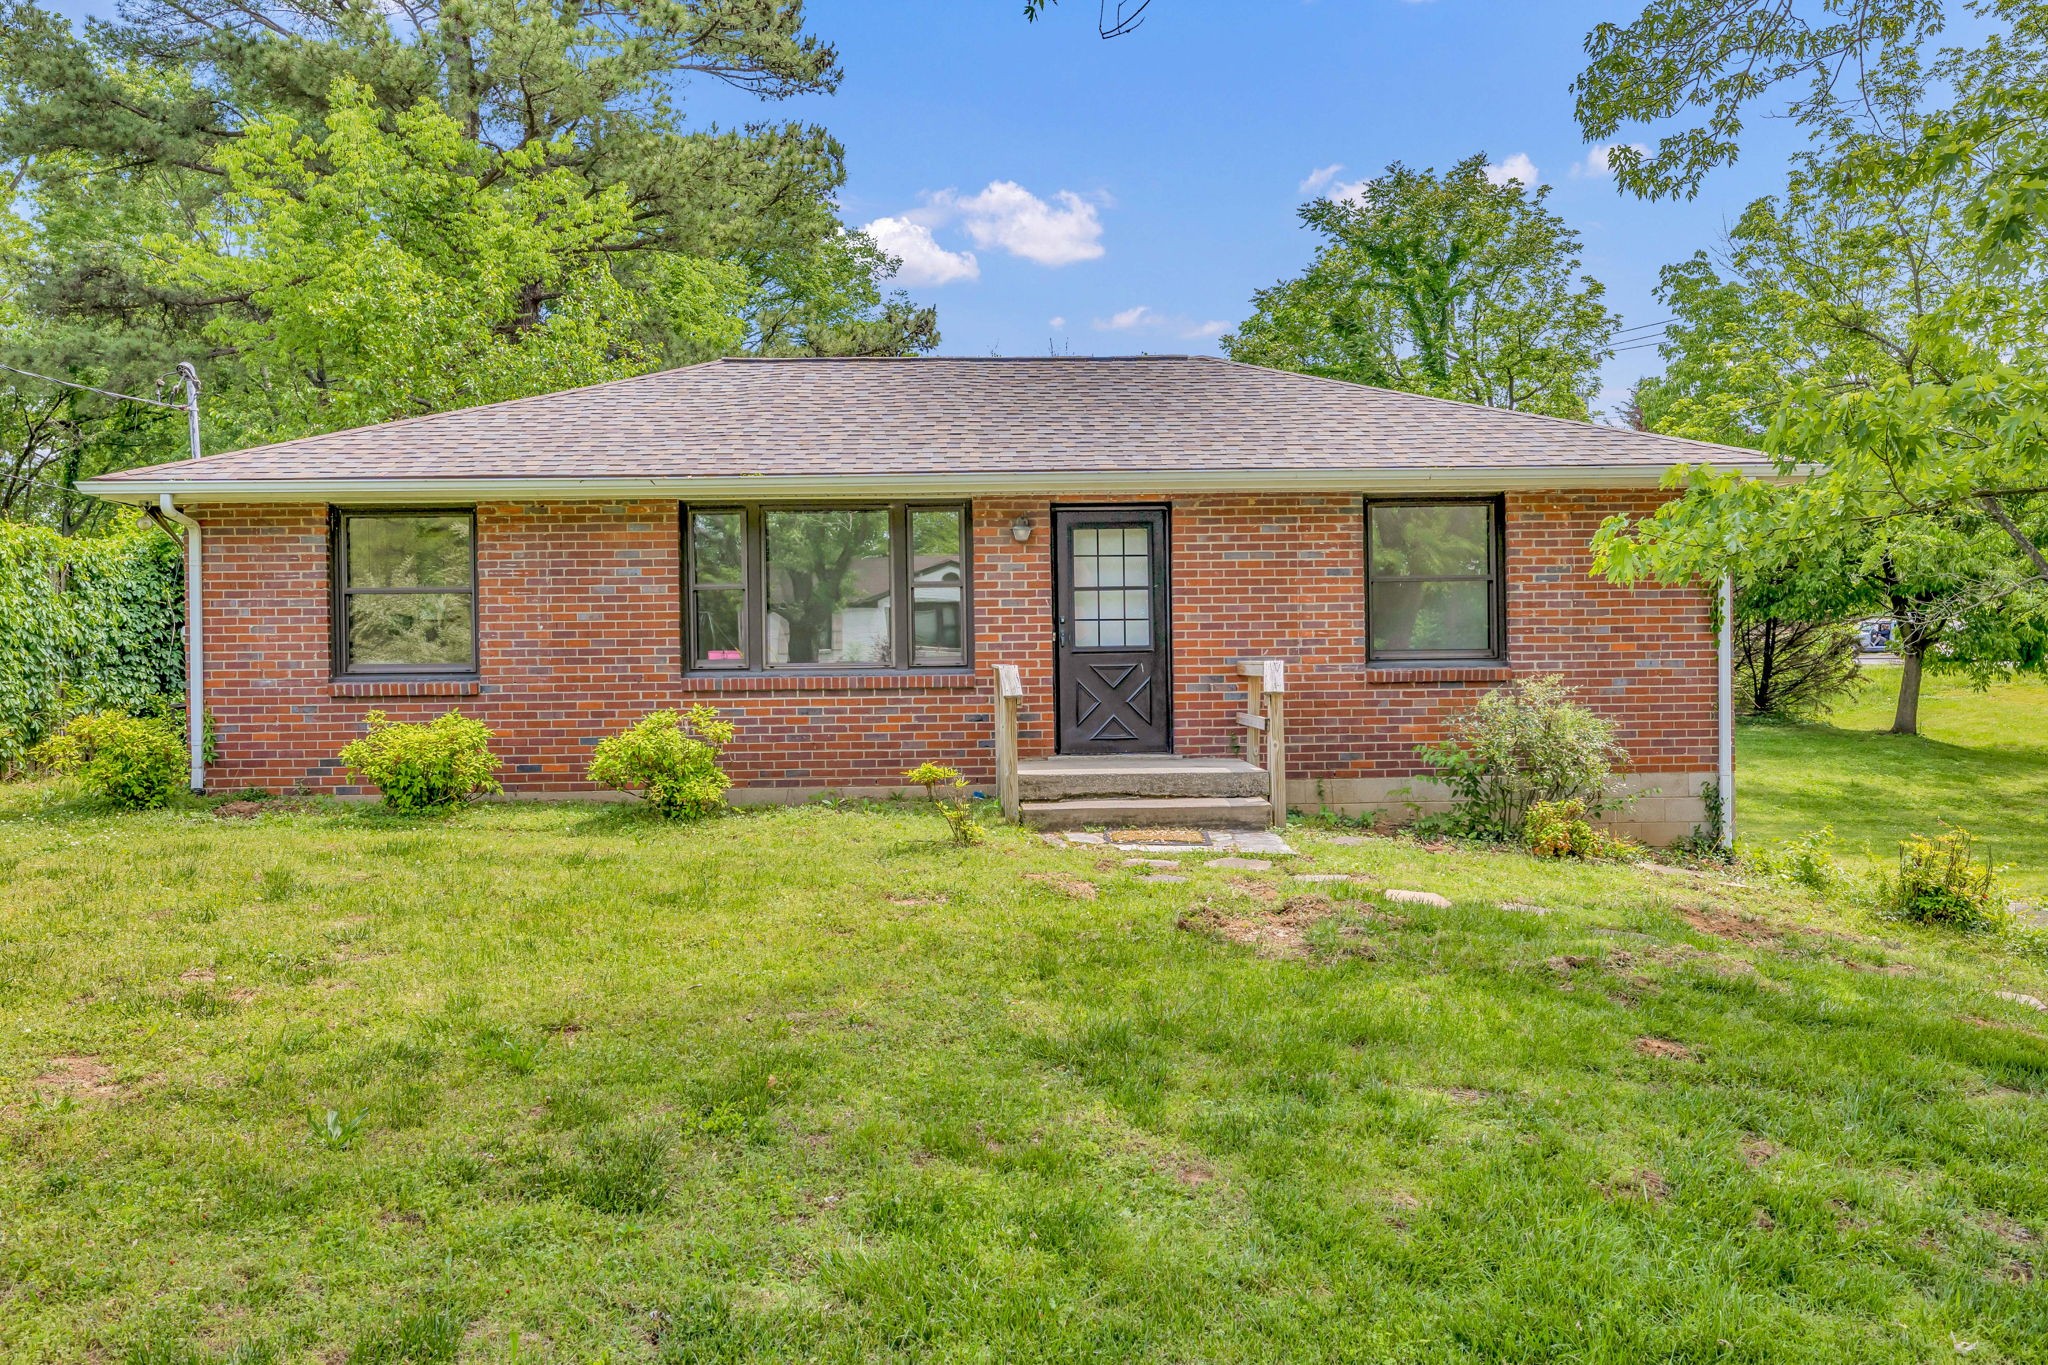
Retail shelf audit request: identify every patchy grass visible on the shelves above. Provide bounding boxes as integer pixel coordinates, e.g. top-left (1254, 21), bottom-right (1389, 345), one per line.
top-left (1740, 671), bottom-right (2048, 899)
top-left (1, 785), bottom-right (2046, 1362)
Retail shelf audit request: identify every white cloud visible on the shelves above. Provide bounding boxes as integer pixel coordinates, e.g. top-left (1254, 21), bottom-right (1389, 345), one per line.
top-left (1569, 142), bottom-right (1650, 179)
top-left (1048, 315), bottom-right (1067, 329)
top-left (1299, 162), bottom-right (1345, 194)
top-left (862, 215), bottom-right (979, 286)
top-left (1484, 152), bottom-right (1540, 187)
top-left (1098, 305), bottom-right (1159, 331)
top-left (923, 180), bottom-right (1105, 267)
top-left (1094, 306), bottom-right (1229, 340)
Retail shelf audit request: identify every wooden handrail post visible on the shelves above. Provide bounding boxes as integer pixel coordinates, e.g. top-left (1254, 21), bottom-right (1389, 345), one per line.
top-left (1238, 659), bottom-right (1288, 829)
top-left (1266, 690), bottom-right (1286, 829)
top-left (992, 663), bottom-right (1023, 821)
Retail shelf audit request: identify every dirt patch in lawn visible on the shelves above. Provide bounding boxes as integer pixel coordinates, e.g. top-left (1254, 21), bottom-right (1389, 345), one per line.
top-left (1601, 1168), bottom-right (1672, 1203)
top-left (213, 799), bottom-right (318, 820)
top-left (33, 1055), bottom-right (125, 1098)
top-left (1178, 893), bottom-right (1370, 960)
top-left (1741, 1137), bottom-right (1780, 1167)
top-left (1634, 1037), bottom-right (1695, 1061)
top-left (1680, 904), bottom-right (1783, 945)
top-left (1024, 872), bottom-right (1099, 902)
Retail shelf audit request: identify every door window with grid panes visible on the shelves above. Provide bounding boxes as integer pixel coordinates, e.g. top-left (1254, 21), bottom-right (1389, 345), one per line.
top-left (1069, 524), bottom-right (1153, 648)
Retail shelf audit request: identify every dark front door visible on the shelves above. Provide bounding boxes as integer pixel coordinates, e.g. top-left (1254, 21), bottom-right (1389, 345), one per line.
top-left (1054, 505), bottom-right (1171, 753)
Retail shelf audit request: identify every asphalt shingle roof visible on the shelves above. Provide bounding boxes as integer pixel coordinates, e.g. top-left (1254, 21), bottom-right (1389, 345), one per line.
top-left (84, 356), bottom-right (1757, 491)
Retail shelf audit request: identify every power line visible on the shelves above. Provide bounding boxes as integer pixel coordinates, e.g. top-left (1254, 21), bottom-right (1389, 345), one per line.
top-left (0, 359), bottom-right (188, 410)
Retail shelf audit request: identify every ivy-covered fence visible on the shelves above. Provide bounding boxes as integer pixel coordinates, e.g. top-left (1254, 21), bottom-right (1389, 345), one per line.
top-left (0, 519), bottom-right (186, 773)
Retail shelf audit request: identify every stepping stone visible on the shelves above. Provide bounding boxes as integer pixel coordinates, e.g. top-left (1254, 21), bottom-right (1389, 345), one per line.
top-left (1138, 874), bottom-right (1188, 885)
top-left (1226, 831), bottom-right (1298, 855)
top-left (1206, 857), bottom-right (1273, 871)
top-left (1385, 889), bottom-right (1452, 909)
top-left (1500, 901), bottom-right (1556, 916)
top-left (1124, 858), bottom-right (1180, 869)
top-left (1995, 991), bottom-right (2047, 1012)
top-left (1038, 833), bottom-right (1067, 847)
top-left (1065, 831), bottom-right (1106, 845)
top-left (1291, 873), bottom-right (1358, 884)
top-left (1119, 844), bottom-right (1203, 854)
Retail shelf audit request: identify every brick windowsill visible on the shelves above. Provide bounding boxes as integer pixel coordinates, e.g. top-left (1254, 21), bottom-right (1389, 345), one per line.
top-left (676, 672), bottom-right (982, 694)
top-left (330, 678), bottom-right (483, 698)
top-left (1359, 665), bottom-right (1514, 686)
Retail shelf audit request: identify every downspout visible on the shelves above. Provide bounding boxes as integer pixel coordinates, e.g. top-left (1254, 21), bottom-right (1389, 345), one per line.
top-left (158, 494), bottom-right (204, 794)
top-left (1717, 575), bottom-right (1735, 852)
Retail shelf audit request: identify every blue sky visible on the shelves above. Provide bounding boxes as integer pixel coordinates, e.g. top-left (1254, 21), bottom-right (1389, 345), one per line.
top-left (50, 0), bottom-right (1822, 414)
top-left (689, 1), bottom-right (1817, 413)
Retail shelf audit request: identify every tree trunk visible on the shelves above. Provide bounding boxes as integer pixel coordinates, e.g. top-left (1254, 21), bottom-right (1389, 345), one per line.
top-left (1891, 645), bottom-right (1925, 736)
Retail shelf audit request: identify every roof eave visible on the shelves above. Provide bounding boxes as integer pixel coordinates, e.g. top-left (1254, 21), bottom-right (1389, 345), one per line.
top-left (79, 462), bottom-right (1793, 505)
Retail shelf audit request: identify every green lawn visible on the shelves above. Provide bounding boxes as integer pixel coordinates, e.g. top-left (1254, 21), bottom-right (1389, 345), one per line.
top-left (2, 788), bottom-right (2046, 1362)
top-left (1739, 671), bottom-right (2048, 900)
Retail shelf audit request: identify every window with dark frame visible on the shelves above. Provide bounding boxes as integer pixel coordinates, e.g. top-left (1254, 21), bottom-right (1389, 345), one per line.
top-left (683, 504), bottom-right (971, 673)
top-left (332, 509), bottom-right (478, 676)
top-left (1365, 498), bottom-right (1504, 662)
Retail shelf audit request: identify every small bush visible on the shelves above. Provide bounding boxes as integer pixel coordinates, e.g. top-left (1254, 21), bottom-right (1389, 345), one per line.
top-left (903, 761), bottom-right (986, 845)
top-left (338, 709), bottom-right (502, 813)
top-left (1523, 798), bottom-right (1634, 859)
top-left (1417, 675), bottom-right (1628, 841)
top-left (1744, 826), bottom-right (1843, 893)
top-left (31, 710), bottom-right (185, 810)
top-left (1880, 827), bottom-right (2004, 930)
top-left (586, 706), bottom-right (734, 818)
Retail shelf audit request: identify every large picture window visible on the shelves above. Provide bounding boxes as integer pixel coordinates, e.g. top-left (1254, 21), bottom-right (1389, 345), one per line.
top-left (1365, 498), bottom-right (1503, 661)
top-left (332, 509), bottom-right (478, 675)
top-left (683, 504), bottom-right (970, 672)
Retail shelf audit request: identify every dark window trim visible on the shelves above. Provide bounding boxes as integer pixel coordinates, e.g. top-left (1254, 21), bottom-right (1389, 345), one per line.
top-left (1363, 494), bottom-right (1506, 664)
top-left (330, 506), bottom-right (480, 679)
top-left (680, 501), bottom-right (974, 676)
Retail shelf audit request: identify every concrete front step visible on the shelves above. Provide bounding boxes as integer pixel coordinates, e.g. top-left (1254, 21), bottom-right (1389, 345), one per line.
top-left (1019, 795), bottom-right (1273, 831)
top-left (1016, 755), bottom-right (1268, 801)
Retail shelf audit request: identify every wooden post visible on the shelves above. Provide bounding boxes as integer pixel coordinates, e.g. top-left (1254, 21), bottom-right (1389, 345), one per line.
top-left (1266, 691), bottom-right (1286, 829)
top-left (992, 663), bottom-right (1023, 821)
top-left (1238, 659), bottom-right (1288, 829)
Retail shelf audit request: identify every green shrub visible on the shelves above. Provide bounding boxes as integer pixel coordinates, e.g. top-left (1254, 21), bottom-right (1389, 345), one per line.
top-left (1879, 827), bottom-right (2004, 930)
top-left (1523, 798), bottom-right (1635, 859)
top-left (31, 710), bottom-right (186, 810)
top-left (1417, 675), bottom-right (1629, 841)
top-left (903, 761), bottom-right (986, 846)
top-left (586, 706), bottom-right (734, 818)
top-left (338, 709), bottom-right (502, 813)
top-left (1743, 826), bottom-right (1843, 893)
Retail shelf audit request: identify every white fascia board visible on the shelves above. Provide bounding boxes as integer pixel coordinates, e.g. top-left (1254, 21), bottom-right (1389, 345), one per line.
top-left (80, 462), bottom-right (1790, 504)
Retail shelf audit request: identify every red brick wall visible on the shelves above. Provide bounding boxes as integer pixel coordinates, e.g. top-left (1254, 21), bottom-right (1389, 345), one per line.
top-left (193, 492), bottom-right (1714, 796)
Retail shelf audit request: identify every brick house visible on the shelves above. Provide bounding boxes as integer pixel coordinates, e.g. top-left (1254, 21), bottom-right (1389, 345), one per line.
top-left (81, 356), bottom-right (1761, 842)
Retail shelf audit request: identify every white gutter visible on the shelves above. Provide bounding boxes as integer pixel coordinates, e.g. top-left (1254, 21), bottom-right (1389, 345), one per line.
top-left (76, 461), bottom-right (1794, 505)
top-left (1717, 575), bottom-right (1735, 851)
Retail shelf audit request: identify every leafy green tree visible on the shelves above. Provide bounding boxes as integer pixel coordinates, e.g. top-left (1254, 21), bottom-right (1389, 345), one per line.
top-left (157, 78), bottom-right (748, 444)
top-left (1223, 156), bottom-right (1618, 419)
top-left (0, 0), bottom-right (936, 516)
top-left (1572, 0), bottom-right (1951, 199)
top-left (0, 0), bottom-right (929, 358)
top-left (1611, 60), bottom-right (2048, 733)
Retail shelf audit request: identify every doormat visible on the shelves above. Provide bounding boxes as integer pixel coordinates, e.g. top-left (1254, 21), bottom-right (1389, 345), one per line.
top-left (1110, 827), bottom-right (1208, 846)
